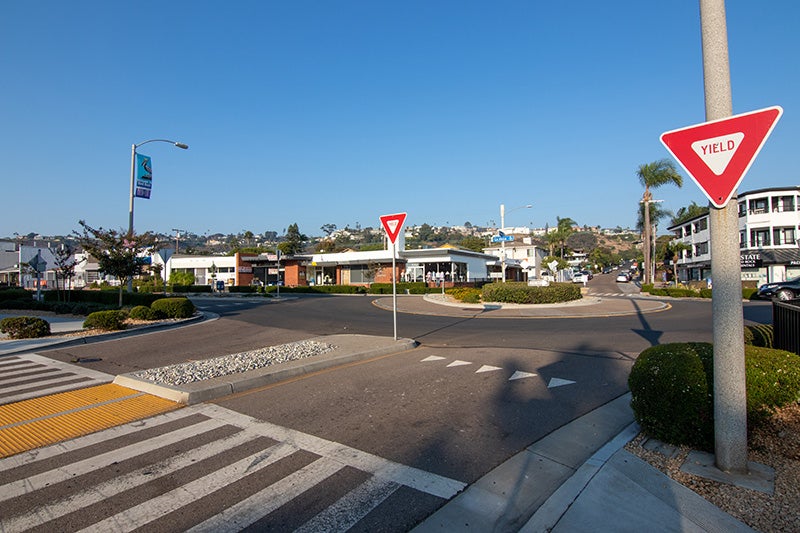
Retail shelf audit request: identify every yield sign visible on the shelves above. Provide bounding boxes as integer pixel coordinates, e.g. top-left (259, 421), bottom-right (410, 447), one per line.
top-left (380, 212), bottom-right (407, 245)
top-left (660, 106), bottom-right (782, 208)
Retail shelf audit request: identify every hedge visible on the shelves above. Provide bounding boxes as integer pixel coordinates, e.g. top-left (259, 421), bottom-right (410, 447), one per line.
top-left (150, 297), bottom-right (196, 319)
top-left (128, 305), bottom-right (157, 320)
top-left (629, 342), bottom-right (800, 449)
top-left (481, 282), bottom-right (581, 304)
top-left (83, 310), bottom-right (127, 331)
top-left (641, 284), bottom-right (759, 300)
top-left (368, 283), bottom-right (428, 295)
top-left (0, 316), bottom-right (51, 339)
top-left (42, 290), bottom-right (161, 307)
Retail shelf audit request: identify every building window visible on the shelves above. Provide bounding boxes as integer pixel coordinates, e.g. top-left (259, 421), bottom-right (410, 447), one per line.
top-left (738, 202), bottom-right (746, 217)
top-left (692, 218), bottom-right (708, 232)
top-left (740, 231), bottom-right (746, 248)
top-left (750, 228), bottom-right (770, 247)
top-left (749, 198), bottom-right (768, 214)
top-left (694, 242), bottom-right (709, 256)
top-left (683, 225), bottom-right (691, 237)
top-left (772, 196), bottom-right (796, 212)
top-left (773, 227), bottom-right (796, 246)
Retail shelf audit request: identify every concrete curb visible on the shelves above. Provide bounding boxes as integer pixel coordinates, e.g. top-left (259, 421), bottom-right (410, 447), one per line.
top-left (114, 334), bottom-right (418, 404)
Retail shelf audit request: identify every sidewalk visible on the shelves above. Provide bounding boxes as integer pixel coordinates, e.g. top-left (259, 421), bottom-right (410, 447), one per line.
top-left (0, 295), bottom-right (755, 532)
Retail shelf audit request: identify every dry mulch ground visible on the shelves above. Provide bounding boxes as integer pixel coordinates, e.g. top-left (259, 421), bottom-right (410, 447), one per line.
top-left (625, 402), bottom-right (800, 532)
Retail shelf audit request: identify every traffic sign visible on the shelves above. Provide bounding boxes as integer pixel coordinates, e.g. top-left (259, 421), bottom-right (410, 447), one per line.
top-left (379, 212), bottom-right (407, 245)
top-left (660, 106), bottom-right (782, 208)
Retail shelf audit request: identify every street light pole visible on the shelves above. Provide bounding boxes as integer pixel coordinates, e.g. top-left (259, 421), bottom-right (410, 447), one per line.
top-left (127, 139), bottom-right (188, 292)
top-left (500, 203), bottom-right (532, 282)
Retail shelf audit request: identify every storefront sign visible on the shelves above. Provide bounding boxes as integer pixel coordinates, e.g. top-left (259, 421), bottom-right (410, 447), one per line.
top-left (740, 253), bottom-right (762, 269)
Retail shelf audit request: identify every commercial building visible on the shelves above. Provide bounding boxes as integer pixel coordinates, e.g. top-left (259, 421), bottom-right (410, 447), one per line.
top-left (668, 186), bottom-right (800, 285)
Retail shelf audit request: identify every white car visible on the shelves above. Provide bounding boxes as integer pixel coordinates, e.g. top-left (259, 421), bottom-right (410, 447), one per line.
top-left (572, 272), bottom-right (586, 284)
top-left (616, 272), bottom-right (630, 283)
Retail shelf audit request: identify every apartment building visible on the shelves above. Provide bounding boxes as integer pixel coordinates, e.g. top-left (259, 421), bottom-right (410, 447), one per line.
top-left (668, 186), bottom-right (800, 285)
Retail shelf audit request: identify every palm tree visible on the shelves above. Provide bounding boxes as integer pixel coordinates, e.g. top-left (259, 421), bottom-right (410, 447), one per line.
top-left (637, 160), bottom-right (683, 285)
top-left (555, 217), bottom-right (576, 259)
top-left (668, 241), bottom-right (692, 285)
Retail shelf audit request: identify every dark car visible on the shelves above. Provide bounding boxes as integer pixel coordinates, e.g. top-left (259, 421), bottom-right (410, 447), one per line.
top-left (757, 276), bottom-right (800, 301)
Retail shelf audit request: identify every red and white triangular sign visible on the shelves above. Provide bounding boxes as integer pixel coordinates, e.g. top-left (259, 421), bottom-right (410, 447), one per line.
top-left (660, 106), bottom-right (782, 208)
top-left (380, 212), bottom-right (407, 245)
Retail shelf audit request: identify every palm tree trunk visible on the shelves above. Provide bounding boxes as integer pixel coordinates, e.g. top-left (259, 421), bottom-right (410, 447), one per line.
top-left (643, 190), bottom-right (651, 285)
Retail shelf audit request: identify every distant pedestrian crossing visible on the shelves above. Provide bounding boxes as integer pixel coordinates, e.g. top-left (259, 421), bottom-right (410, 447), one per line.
top-left (0, 353), bottom-right (112, 405)
top-left (0, 403), bottom-right (465, 532)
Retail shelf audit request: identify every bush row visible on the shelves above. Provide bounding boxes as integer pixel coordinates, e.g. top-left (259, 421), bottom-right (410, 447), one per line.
top-left (446, 287), bottom-right (482, 303)
top-left (641, 284), bottom-right (759, 300)
top-left (629, 342), bottom-right (800, 450)
top-left (82, 297), bottom-right (197, 331)
top-left (481, 282), bottom-right (582, 304)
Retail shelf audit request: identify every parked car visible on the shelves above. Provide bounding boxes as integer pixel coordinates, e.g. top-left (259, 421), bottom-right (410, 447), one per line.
top-left (757, 276), bottom-right (800, 301)
top-left (572, 272), bottom-right (587, 284)
top-left (582, 270), bottom-right (593, 280)
top-left (616, 272), bottom-right (630, 283)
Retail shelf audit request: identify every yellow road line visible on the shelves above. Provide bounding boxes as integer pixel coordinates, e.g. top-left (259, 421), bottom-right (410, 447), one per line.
top-left (0, 384), bottom-right (182, 458)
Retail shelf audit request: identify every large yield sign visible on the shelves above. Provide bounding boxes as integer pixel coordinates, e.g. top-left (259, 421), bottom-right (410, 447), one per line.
top-left (660, 106), bottom-right (782, 207)
top-left (380, 212), bottom-right (407, 340)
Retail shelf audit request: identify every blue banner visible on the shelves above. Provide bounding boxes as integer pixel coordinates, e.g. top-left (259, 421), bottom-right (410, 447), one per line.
top-left (134, 153), bottom-right (153, 199)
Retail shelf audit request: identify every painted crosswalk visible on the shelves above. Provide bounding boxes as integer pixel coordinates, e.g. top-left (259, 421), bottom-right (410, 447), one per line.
top-left (0, 403), bottom-right (466, 532)
top-left (0, 353), bottom-right (113, 405)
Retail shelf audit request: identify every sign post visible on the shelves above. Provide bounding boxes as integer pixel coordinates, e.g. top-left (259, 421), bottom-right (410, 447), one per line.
top-left (380, 212), bottom-right (407, 340)
top-left (660, 0), bottom-right (782, 475)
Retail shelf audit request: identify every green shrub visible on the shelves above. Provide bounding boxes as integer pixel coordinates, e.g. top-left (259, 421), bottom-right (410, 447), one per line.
top-left (0, 288), bottom-right (31, 301)
top-left (745, 346), bottom-right (800, 423)
top-left (629, 342), bottom-right (800, 449)
top-left (629, 343), bottom-right (714, 449)
top-left (151, 297), bottom-right (196, 318)
top-left (368, 282), bottom-right (428, 295)
top-left (42, 290), bottom-right (161, 307)
top-left (272, 285), bottom-right (365, 294)
top-left (744, 324), bottom-right (773, 348)
top-left (0, 298), bottom-right (50, 312)
top-left (481, 282), bottom-right (581, 304)
top-left (168, 271), bottom-right (195, 286)
top-left (0, 316), bottom-right (51, 339)
top-left (128, 305), bottom-right (156, 320)
top-left (446, 287), bottom-right (482, 303)
top-left (83, 310), bottom-right (127, 331)
top-left (229, 286), bottom-right (259, 293)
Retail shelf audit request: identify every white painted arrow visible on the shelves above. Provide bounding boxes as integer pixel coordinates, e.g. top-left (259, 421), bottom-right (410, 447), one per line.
top-left (509, 371), bottom-right (538, 381)
top-left (476, 365), bottom-right (502, 374)
top-left (447, 360), bottom-right (472, 367)
top-left (421, 356), bottom-right (446, 362)
top-left (547, 377), bottom-right (576, 388)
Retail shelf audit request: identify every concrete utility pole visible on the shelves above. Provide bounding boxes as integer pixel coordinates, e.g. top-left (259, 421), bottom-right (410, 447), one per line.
top-left (700, 0), bottom-right (748, 473)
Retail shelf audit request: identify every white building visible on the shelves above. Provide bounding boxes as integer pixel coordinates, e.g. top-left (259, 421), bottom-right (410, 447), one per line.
top-left (668, 186), bottom-right (800, 285)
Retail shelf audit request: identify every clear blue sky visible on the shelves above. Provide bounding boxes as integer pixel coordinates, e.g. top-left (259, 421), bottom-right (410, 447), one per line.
top-left (2, 1), bottom-right (798, 239)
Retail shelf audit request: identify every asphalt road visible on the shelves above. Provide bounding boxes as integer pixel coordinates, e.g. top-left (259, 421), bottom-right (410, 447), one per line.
top-left (18, 285), bottom-right (772, 530)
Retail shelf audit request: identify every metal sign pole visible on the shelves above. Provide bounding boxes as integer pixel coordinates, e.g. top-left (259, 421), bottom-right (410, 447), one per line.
top-left (700, 0), bottom-right (748, 473)
top-left (391, 247), bottom-right (397, 341)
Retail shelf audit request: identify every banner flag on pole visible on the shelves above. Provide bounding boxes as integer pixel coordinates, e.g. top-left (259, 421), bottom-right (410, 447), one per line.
top-left (134, 153), bottom-right (153, 199)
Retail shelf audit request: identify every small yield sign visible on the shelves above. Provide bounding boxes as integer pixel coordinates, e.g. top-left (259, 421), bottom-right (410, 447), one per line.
top-left (380, 212), bottom-right (407, 340)
top-left (660, 106), bottom-right (782, 207)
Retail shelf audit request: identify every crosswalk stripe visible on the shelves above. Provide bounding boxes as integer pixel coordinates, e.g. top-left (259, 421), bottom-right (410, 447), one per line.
top-left (199, 404), bottom-right (466, 499)
top-left (0, 417), bottom-right (223, 502)
top-left (295, 475), bottom-right (400, 533)
top-left (187, 456), bottom-right (344, 533)
top-left (78, 442), bottom-right (299, 533)
top-left (0, 371), bottom-right (75, 387)
top-left (1, 428), bottom-right (264, 533)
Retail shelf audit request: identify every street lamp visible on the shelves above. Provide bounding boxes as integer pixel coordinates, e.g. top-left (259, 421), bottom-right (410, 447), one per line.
top-left (500, 203), bottom-right (532, 283)
top-left (127, 139), bottom-right (188, 292)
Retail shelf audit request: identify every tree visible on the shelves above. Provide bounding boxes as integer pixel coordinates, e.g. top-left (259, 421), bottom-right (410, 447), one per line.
top-left (320, 224), bottom-right (337, 237)
top-left (668, 241), bottom-right (692, 284)
top-left (566, 231), bottom-right (598, 252)
top-left (555, 217), bottom-right (577, 258)
top-left (242, 230), bottom-right (254, 246)
top-left (637, 159), bottom-right (683, 285)
top-left (52, 244), bottom-right (83, 302)
top-left (74, 220), bottom-right (160, 307)
top-left (459, 235), bottom-right (488, 253)
top-left (670, 201), bottom-right (710, 226)
top-left (279, 223), bottom-right (307, 255)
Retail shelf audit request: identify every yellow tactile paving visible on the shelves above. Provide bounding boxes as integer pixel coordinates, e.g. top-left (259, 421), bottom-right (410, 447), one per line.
top-left (0, 384), bottom-right (182, 458)
top-left (0, 383), bottom-right (137, 425)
